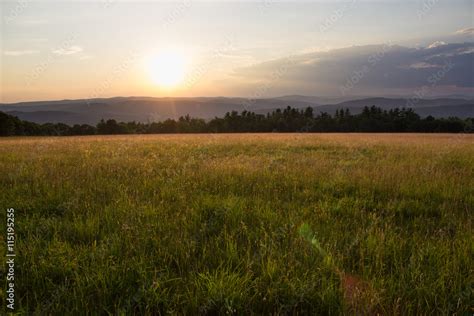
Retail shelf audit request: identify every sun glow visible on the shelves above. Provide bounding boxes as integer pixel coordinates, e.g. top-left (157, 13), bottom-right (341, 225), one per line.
top-left (146, 51), bottom-right (187, 88)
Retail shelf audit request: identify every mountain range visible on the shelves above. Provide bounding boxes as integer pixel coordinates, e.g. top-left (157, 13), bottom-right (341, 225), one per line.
top-left (1, 96), bottom-right (473, 125)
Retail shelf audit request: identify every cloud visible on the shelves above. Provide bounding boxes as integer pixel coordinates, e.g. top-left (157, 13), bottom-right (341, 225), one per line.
top-left (427, 41), bottom-right (446, 48)
top-left (232, 42), bottom-right (474, 95)
top-left (3, 50), bottom-right (40, 56)
top-left (455, 27), bottom-right (474, 35)
top-left (408, 62), bottom-right (440, 69)
top-left (52, 46), bottom-right (83, 55)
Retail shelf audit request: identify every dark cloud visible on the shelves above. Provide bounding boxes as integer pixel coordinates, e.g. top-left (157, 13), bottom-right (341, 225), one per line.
top-left (233, 42), bottom-right (474, 96)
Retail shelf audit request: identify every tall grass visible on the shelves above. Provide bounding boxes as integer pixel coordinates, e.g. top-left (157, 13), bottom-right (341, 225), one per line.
top-left (0, 134), bottom-right (472, 314)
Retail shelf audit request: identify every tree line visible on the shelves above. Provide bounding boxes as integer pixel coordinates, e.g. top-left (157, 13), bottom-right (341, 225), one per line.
top-left (1, 106), bottom-right (472, 136)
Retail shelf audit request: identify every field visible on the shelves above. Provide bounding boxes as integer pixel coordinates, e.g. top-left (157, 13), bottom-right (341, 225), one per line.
top-left (0, 134), bottom-right (473, 314)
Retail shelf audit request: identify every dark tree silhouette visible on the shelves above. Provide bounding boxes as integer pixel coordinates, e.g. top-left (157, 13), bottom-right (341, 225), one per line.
top-left (0, 106), bottom-right (472, 136)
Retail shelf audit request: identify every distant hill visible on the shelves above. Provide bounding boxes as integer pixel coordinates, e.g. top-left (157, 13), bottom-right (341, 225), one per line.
top-left (312, 97), bottom-right (474, 117)
top-left (1, 96), bottom-right (472, 124)
top-left (269, 95), bottom-right (353, 105)
top-left (5, 111), bottom-right (94, 125)
top-left (414, 104), bottom-right (474, 118)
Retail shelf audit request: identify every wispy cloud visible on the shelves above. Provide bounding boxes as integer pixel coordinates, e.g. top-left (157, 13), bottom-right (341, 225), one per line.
top-left (52, 46), bottom-right (83, 55)
top-left (408, 62), bottom-right (440, 69)
top-left (455, 27), bottom-right (474, 35)
top-left (3, 50), bottom-right (40, 56)
top-left (427, 41), bottom-right (446, 49)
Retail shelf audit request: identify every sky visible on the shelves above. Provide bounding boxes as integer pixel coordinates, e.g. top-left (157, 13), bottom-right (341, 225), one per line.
top-left (1, 0), bottom-right (473, 103)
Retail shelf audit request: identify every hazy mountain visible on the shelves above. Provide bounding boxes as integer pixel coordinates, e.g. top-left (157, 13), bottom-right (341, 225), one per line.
top-left (1, 96), bottom-right (472, 124)
top-left (413, 104), bottom-right (474, 118)
top-left (269, 95), bottom-right (353, 105)
top-left (313, 97), bottom-right (474, 115)
top-left (5, 111), bottom-right (94, 125)
top-left (0, 97), bottom-right (315, 124)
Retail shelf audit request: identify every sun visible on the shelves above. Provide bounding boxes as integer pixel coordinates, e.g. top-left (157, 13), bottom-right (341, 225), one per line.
top-left (146, 51), bottom-right (187, 88)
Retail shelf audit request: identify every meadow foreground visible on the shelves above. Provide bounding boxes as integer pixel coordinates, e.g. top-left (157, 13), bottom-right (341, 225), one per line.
top-left (0, 134), bottom-right (473, 314)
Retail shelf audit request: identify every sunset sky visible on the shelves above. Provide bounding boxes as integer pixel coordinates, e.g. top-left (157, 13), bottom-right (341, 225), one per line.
top-left (1, 0), bottom-right (473, 103)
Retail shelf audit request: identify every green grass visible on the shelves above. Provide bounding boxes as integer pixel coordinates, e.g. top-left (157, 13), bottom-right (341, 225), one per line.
top-left (0, 134), bottom-right (473, 314)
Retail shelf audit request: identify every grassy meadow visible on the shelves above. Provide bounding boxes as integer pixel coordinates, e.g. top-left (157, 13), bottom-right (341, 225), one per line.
top-left (0, 133), bottom-right (473, 315)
